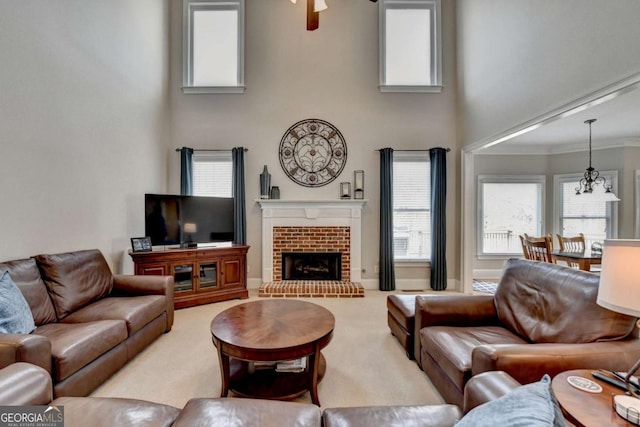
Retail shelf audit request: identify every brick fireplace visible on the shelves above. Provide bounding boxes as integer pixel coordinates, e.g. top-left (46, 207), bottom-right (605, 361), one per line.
top-left (256, 199), bottom-right (366, 290)
top-left (275, 228), bottom-right (349, 281)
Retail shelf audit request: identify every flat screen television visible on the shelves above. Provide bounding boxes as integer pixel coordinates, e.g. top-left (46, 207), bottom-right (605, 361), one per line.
top-left (145, 194), bottom-right (234, 247)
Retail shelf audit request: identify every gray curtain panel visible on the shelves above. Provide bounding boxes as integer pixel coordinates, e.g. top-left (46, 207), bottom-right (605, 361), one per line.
top-left (379, 148), bottom-right (395, 291)
top-left (179, 147), bottom-right (193, 196)
top-left (429, 147), bottom-right (448, 290)
top-left (232, 147), bottom-right (246, 245)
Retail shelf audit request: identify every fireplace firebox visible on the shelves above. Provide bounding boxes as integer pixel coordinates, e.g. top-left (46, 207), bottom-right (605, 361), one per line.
top-left (282, 252), bottom-right (342, 281)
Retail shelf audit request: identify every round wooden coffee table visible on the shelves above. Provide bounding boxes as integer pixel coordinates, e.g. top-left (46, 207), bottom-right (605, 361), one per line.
top-left (211, 299), bottom-right (334, 405)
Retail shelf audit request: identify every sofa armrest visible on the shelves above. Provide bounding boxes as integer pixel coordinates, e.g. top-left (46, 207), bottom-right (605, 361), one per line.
top-left (471, 338), bottom-right (640, 385)
top-left (112, 275), bottom-right (174, 331)
top-left (463, 371), bottom-right (521, 414)
top-left (0, 362), bottom-right (52, 405)
top-left (414, 295), bottom-right (498, 365)
top-left (415, 295), bottom-right (498, 329)
top-left (0, 334), bottom-right (51, 372)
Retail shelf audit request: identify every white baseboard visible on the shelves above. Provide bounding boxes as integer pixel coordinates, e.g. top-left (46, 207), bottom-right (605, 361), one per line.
top-left (472, 269), bottom-right (503, 280)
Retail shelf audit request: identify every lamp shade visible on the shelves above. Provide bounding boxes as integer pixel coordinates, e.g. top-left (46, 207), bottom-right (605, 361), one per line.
top-left (597, 239), bottom-right (640, 317)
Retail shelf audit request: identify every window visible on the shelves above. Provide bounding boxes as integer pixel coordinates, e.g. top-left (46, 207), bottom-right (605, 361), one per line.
top-left (182, 0), bottom-right (245, 94)
top-left (554, 172), bottom-right (618, 247)
top-left (393, 152), bottom-right (431, 261)
top-left (192, 151), bottom-right (233, 197)
top-left (478, 176), bottom-right (545, 255)
top-left (379, 0), bottom-right (442, 93)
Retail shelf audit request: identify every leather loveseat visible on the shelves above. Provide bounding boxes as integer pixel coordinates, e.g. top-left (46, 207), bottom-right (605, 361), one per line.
top-left (0, 249), bottom-right (174, 397)
top-left (416, 258), bottom-right (640, 407)
top-left (0, 362), bottom-right (526, 427)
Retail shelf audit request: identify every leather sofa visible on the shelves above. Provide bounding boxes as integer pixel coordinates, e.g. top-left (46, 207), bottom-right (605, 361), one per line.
top-left (416, 258), bottom-right (640, 407)
top-left (0, 249), bottom-right (174, 397)
top-left (0, 362), bottom-right (523, 427)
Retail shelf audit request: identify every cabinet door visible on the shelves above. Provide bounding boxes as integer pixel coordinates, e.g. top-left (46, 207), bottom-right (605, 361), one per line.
top-left (220, 256), bottom-right (244, 288)
top-left (172, 263), bottom-right (195, 293)
top-left (197, 261), bottom-right (218, 291)
top-left (136, 262), bottom-right (168, 276)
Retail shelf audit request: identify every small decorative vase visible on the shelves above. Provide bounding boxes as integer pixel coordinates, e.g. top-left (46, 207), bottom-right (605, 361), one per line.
top-left (270, 186), bottom-right (280, 199)
top-left (260, 165), bottom-right (271, 199)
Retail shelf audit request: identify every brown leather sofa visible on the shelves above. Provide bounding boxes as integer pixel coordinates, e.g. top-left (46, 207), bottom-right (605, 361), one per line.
top-left (416, 258), bottom-right (640, 407)
top-left (0, 362), bottom-right (523, 427)
top-left (0, 249), bottom-right (174, 397)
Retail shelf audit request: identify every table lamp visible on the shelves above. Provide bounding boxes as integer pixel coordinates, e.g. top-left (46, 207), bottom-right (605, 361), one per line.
top-left (596, 239), bottom-right (640, 423)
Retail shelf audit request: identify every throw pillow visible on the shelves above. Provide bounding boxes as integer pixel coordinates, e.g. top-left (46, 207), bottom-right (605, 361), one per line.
top-left (0, 270), bottom-right (36, 334)
top-left (456, 374), bottom-right (565, 427)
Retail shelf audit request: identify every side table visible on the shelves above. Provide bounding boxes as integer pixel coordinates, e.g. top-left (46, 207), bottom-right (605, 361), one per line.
top-left (552, 370), bottom-right (633, 426)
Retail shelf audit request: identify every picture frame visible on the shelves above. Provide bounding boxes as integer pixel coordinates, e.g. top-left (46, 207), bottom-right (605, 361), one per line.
top-left (131, 236), bottom-right (152, 252)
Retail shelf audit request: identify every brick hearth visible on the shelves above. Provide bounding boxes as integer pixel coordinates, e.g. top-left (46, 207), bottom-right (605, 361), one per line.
top-left (259, 280), bottom-right (364, 298)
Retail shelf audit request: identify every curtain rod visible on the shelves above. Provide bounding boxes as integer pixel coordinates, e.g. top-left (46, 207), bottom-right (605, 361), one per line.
top-left (175, 148), bottom-right (248, 152)
top-left (375, 148), bottom-right (451, 152)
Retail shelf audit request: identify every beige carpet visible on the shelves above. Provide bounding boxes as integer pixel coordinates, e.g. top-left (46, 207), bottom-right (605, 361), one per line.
top-left (91, 290), bottom-right (445, 409)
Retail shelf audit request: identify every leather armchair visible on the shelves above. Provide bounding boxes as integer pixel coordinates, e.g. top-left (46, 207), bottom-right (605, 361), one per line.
top-left (416, 259), bottom-right (640, 407)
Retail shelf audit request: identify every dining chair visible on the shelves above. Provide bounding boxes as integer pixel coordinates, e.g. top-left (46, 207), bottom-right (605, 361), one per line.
top-left (520, 235), bottom-right (554, 263)
top-left (557, 233), bottom-right (585, 252)
top-left (556, 233), bottom-right (585, 268)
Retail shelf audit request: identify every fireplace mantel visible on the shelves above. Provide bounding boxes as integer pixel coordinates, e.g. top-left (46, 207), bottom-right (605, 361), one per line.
top-left (256, 199), bottom-right (367, 283)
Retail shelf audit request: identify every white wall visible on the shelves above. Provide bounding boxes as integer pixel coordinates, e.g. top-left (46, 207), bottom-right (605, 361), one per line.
top-left (0, 2), bottom-right (169, 270)
top-left (168, 0), bottom-right (461, 287)
top-left (457, 0), bottom-right (640, 146)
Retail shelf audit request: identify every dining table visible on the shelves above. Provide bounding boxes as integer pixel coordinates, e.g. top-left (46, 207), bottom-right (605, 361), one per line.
top-left (551, 249), bottom-right (602, 271)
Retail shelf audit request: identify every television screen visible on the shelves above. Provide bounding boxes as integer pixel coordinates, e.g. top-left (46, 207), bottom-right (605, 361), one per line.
top-left (145, 194), bottom-right (234, 246)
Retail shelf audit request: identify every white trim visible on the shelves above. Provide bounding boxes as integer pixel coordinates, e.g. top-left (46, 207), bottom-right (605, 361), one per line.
top-left (635, 169), bottom-right (640, 239)
top-left (379, 85), bottom-right (443, 93)
top-left (476, 137), bottom-right (640, 156)
top-left (472, 269), bottom-right (503, 280)
top-left (476, 175), bottom-right (546, 256)
top-left (379, 0), bottom-right (442, 93)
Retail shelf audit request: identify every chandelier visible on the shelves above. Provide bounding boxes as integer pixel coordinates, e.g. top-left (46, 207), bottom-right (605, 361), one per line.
top-left (575, 119), bottom-right (619, 201)
top-left (291, 0), bottom-right (378, 31)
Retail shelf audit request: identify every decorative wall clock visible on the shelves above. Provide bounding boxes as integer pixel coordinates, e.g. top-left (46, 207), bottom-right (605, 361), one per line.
top-left (279, 119), bottom-right (347, 187)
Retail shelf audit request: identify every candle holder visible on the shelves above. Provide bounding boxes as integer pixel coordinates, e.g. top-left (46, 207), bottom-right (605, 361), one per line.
top-left (340, 182), bottom-right (351, 199)
top-left (354, 170), bottom-right (364, 199)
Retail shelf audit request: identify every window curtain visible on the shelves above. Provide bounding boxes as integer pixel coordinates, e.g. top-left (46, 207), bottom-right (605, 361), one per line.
top-left (429, 148), bottom-right (448, 290)
top-left (179, 147), bottom-right (194, 196)
top-left (232, 147), bottom-right (246, 245)
top-left (379, 148), bottom-right (395, 291)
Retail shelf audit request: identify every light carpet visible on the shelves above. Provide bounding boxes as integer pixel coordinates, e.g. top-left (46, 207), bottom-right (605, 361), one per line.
top-left (91, 290), bottom-right (445, 409)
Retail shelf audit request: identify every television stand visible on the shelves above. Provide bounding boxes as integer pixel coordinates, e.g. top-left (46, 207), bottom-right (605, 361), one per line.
top-left (129, 245), bottom-right (249, 309)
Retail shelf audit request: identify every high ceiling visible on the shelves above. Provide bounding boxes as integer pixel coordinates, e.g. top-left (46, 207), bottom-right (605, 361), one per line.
top-left (479, 83), bottom-right (640, 155)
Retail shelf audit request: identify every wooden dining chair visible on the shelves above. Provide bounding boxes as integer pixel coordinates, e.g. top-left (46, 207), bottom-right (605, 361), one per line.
top-left (556, 233), bottom-right (585, 268)
top-left (557, 233), bottom-right (585, 252)
top-left (520, 235), bottom-right (554, 263)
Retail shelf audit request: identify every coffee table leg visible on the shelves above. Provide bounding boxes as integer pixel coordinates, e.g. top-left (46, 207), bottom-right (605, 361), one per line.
top-left (216, 344), bottom-right (230, 398)
top-left (309, 347), bottom-right (322, 405)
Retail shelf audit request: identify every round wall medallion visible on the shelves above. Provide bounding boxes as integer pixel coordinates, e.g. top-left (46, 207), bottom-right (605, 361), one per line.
top-left (279, 119), bottom-right (347, 187)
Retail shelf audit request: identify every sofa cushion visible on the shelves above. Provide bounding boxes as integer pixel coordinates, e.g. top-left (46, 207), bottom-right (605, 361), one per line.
top-left (0, 271), bottom-right (36, 334)
top-left (494, 259), bottom-right (636, 343)
top-left (0, 258), bottom-right (57, 325)
top-left (61, 295), bottom-right (167, 336)
top-left (323, 404), bottom-right (462, 427)
top-left (173, 398), bottom-right (322, 427)
top-left (51, 397), bottom-right (180, 427)
top-left (35, 250), bottom-right (113, 320)
top-left (456, 374), bottom-right (564, 427)
top-left (35, 320), bottom-right (127, 381)
top-left (421, 326), bottom-right (527, 390)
